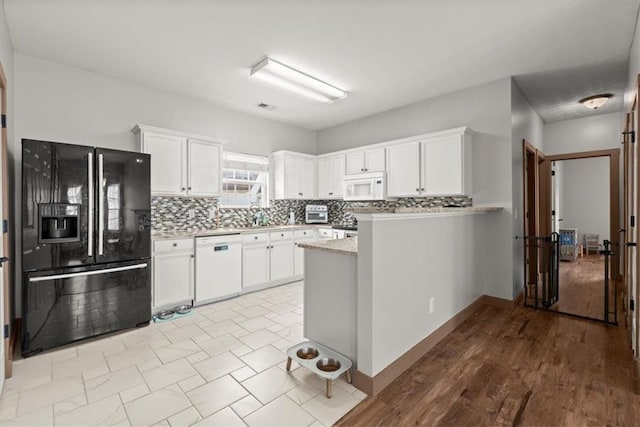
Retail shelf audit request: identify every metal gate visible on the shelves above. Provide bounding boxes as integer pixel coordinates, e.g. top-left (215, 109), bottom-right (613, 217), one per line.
top-left (521, 233), bottom-right (618, 325)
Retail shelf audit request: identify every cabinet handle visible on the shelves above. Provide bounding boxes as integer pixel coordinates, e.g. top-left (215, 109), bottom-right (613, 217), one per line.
top-left (421, 188), bottom-right (425, 191)
top-left (281, 233), bottom-right (284, 237)
top-left (361, 168), bottom-right (364, 172)
top-left (416, 188), bottom-right (419, 192)
top-left (188, 187), bottom-right (192, 190)
top-left (329, 192), bottom-right (333, 195)
top-left (254, 236), bottom-right (258, 240)
top-left (190, 254), bottom-right (194, 258)
top-left (173, 243), bottom-right (178, 247)
top-left (181, 187), bottom-right (186, 191)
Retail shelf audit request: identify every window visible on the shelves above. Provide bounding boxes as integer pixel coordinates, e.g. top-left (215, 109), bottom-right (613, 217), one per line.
top-left (220, 152), bottom-right (269, 208)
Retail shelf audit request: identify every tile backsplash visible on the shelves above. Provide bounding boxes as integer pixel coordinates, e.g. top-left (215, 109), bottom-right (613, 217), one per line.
top-left (151, 196), bottom-right (472, 232)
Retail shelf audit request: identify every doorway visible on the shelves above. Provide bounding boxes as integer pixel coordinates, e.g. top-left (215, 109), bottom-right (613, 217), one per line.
top-left (523, 144), bottom-right (620, 324)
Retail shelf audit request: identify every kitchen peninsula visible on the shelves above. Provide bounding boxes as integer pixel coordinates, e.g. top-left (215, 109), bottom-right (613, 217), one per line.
top-left (300, 206), bottom-right (502, 395)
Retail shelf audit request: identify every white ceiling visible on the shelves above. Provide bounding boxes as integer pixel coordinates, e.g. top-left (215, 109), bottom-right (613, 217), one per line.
top-left (4, 0), bottom-right (640, 130)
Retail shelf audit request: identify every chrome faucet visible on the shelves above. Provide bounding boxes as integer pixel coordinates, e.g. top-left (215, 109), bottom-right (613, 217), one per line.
top-left (249, 203), bottom-right (266, 226)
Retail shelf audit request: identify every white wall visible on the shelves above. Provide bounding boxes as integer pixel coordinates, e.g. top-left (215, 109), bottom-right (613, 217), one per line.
top-left (12, 53), bottom-right (317, 313)
top-left (511, 79), bottom-right (544, 298)
top-left (544, 112), bottom-right (621, 155)
top-left (318, 78), bottom-right (514, 299)
top-left (556, 157), bottom-right (610, 245)
top-left (357, 212), bottom-right (487, 376)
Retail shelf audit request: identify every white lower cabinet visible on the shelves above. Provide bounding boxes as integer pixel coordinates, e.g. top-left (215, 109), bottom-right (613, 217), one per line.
top-left (242, 230), bottom-right (307, 292)
top-left (242, 242), bottom-right (270, 289)
top-left (270, 241), bottom-right (294, 282)
top-left (152, 238), bottom-right (194, 310)
top-left (294, 229), bottom-right (317, 276)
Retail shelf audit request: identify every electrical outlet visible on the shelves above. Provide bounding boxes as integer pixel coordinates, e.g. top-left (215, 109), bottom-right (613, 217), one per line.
top-left (429, 297), bottom-right (435, 314)
top-left (209, 208), bottom-right (217, 219)
top-left (188, 208), bottom-right (195, 219)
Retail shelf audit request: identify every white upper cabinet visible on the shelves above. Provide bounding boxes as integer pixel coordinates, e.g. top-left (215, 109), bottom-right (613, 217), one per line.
top-left (187, 139), bottom-right (222, 196)
top-left (317, 154), bottom-right (346, 199)
top-left (141, 132), bottom-right (186, 194)
top-left (385, 128), bottom-right (472, 198)
top-left (386, 141), bottom-right (421, 197)
top-left (421, 131), bottom-right (472, 196)
top-left (134, 125), bottom-right (225, 197)
top-left (271, 151), bottom-right (316, 199)
top-left (346, 147), bottom-right (385, 175)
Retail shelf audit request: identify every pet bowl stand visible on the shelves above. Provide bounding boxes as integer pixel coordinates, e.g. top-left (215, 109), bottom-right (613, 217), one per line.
top-left (286, 340), bottom-right (353, 398)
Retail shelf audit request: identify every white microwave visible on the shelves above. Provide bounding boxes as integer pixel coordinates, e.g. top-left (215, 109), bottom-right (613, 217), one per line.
top-left (343, 172), bottom-right (386, 201)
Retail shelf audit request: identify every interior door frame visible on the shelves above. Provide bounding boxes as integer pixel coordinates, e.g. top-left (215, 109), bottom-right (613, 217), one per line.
top-left (0, 58), bottom-right (10, 378)
top-left (523, 140), bottom-right (540, 288)
top-left (545, 149), bottom-right (621, 324)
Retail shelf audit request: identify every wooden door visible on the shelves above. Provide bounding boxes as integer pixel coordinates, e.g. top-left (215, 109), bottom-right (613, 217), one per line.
top-left (523, 141), bottom-right (539, 289)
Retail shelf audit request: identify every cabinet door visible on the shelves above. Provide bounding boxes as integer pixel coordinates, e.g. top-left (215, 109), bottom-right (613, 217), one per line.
top-left (143, 133), bottom-right (186, 194)
top-left (331, 155), bottom-right (346, 197)
top-left (294, 238), bottom-right (315, 276)
top-left (365, 147), bottom-right (386, 173)
top-left (270, 241), bottom-right (294, 282)
top-left (299, 157), bottom-right (315, 199)
top-left (284, 155), bottom-right (301, 198)
top-left (153, 253), bottom-right (193, 309)
top-left (188, 140), bottom-right (221, 196)
top-left (242, 245), bottom-right (270, 288)
top-left (346, 151), bottom-right (365, 174)
top-left (317, 157), bottom-right (332, 199)
top-left (387, 142), bottom-right (421, 197)
top-left (422, 135), bottom-right (463, 195)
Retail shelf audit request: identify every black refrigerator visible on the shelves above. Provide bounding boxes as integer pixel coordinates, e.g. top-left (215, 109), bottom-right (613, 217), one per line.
top-left (22, 139), bottom-right (151, 356)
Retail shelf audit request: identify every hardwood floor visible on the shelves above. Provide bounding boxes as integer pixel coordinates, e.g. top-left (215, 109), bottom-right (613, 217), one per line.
top-left (551, 254), bottom-right (609, 320)
top-left (336, 305), bottom-right (640, 426)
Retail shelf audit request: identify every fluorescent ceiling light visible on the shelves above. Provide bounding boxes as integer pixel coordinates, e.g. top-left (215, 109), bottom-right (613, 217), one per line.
top-left (250, 57), bottom-right (347, 103)
top-left (579, 94), bottom-right (612, 110)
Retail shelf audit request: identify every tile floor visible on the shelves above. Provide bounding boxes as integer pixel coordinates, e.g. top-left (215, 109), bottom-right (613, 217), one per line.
top-left (0, 282), bottom-right (366, 426)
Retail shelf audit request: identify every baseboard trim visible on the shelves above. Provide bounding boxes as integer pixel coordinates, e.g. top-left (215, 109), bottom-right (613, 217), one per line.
top-left (6, 317), bottom-right (21, 378)
top-left (353, 293), bottom-right (520, 396)
top-left (513, 290), bottom-right (525, 307)
top-left (355, 295), bottom-right (485, 396)
top-left (482, 294), bottom-right (516, 310)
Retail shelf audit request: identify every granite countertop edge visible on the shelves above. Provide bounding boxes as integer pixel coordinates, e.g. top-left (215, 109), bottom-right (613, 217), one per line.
top-left (297, 238), bottom-right (358, 256)
top-left (151, 224), bottom-right (323, 240)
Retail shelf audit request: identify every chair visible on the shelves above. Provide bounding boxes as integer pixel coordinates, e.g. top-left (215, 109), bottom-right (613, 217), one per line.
top-left (584, 234), bottom-right (601, 255)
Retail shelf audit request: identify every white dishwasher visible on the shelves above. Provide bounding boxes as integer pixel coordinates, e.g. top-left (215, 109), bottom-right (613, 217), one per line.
top-left (195, 233), bottom-right (242, 305)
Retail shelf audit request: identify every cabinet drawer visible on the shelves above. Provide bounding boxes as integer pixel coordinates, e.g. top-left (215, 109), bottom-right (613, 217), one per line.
top-left (270, 230), bottom-right (294, 242)
top-left (294, 229), bottom-right (316, 240)
top-left (318, 228), bottom-right (333, 239)
top-left (154, 238), bottom-right (194, 253)
top-left (243, 232), bottom-right (269, 245)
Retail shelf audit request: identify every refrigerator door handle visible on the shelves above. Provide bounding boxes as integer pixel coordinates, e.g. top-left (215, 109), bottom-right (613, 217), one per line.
top-left (88, 152), bottom-right (94, 257)
top-left (98, 153), bottom-right (105, 256)
top-left (29, 263), bottom-right (148, 282)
